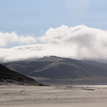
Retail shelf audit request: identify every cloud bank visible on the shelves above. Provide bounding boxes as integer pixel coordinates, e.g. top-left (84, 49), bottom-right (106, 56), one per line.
top-left (0, 44), bottom-right (76, 63)
top-left (1, 25), bottom-right (107, 63)
top-left (0, 32), bottom-right (36, 47)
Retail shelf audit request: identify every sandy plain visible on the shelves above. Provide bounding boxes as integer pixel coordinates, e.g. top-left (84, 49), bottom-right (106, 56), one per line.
top-left (0, 85), bottom-right (107, 107)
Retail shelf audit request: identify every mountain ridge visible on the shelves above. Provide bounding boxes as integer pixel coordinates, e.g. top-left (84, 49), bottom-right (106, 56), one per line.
top-left (2, 56), bottom-right (107, 85)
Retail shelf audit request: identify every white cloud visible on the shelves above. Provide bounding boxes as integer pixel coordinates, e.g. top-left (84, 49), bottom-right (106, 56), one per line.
top-left (0, 44), bottom-right (76, 63)
top-left (40, 25), bottom-right (107, 60)
top-left (1, 25), bottom-right (107, 63)
top-left (0, 31), bottom-right (36, 47)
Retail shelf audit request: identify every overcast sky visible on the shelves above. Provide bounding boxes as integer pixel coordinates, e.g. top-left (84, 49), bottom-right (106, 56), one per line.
top-left (0, 0), bottom-right (107, 63)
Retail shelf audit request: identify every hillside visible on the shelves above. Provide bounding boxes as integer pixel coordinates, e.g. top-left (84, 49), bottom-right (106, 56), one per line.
top-left (0, 64), bottom-right (40, 85)
top-left (82, 60), bottom-right (107, 70)
top-left (3, 56), bottom-right (107, 85)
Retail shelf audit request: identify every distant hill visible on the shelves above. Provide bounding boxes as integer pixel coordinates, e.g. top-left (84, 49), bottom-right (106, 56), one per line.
top-left (0, 64), bottom-right (40, 85)
top-left (3, 56), bottom-right (107, 85)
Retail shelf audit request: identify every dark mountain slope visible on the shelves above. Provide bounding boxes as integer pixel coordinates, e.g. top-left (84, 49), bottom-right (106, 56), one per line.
top-left (0, 64), bottom-right (39, 85)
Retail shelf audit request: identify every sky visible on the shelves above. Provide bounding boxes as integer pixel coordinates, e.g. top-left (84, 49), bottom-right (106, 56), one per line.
top-left (0, 0), bottom-right (107, 63)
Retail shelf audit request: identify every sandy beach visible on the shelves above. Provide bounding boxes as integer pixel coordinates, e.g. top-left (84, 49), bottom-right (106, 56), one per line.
top-left (0, 85), bottom-right (107, 107)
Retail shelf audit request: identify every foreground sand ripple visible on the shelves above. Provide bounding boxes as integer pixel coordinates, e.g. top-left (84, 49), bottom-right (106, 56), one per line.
top-left (0, 85), bottom-right (107, 107)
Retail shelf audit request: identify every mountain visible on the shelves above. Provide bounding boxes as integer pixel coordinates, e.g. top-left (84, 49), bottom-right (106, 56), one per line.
top-left (82, 60), bottom-right (107, 70)
top-left (3, 56), bottom-right (107, 85)
top-left (0, 64), bottom-right (41, 85)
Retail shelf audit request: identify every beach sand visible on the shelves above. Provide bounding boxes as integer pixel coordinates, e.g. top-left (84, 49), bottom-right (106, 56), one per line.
top-left (0, 85), bottom-right (107, 107)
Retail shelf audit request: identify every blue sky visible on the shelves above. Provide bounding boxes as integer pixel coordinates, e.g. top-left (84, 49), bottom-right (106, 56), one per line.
top-left (0, 0), bottom-right (107, 37)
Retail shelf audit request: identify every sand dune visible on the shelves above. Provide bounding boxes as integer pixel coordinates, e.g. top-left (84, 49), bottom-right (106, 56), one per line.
top-left (0, 85), bottom-right (107, 107)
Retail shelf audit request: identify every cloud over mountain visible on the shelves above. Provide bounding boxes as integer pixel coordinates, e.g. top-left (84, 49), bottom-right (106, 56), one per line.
top-left (0, 25), bottom-right (107, 63)
top-left (40, 25), bottom-right (107, 60)
top-left (0, 44), bottom-right (75, 63)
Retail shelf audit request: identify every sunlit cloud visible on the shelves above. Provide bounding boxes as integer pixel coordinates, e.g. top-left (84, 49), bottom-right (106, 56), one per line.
top-left (0, 31), bottom-right (36, 47)
top-left (39, 25), bottom-right (107, 60)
